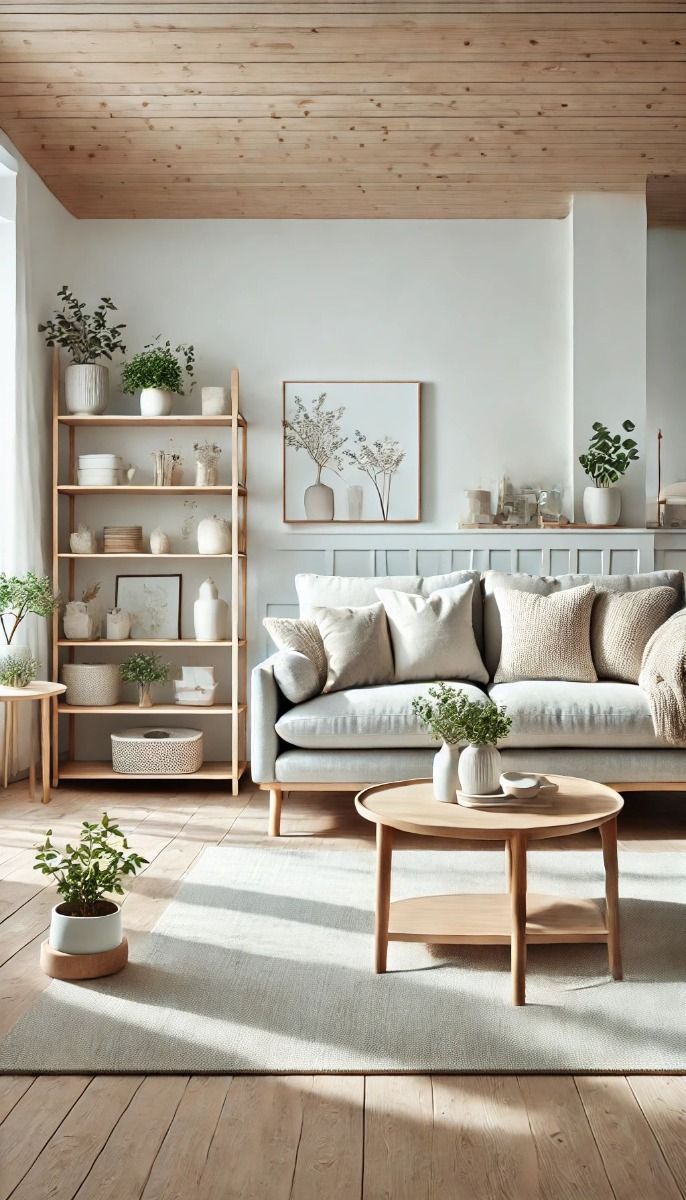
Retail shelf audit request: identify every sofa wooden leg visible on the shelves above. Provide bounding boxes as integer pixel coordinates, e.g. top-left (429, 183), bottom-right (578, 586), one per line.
top-left (268, 788), bottom-right (283, 837)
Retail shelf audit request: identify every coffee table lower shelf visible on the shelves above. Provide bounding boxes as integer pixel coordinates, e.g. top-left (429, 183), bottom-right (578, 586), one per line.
top-left (388, 893), bottom-right (608, 946)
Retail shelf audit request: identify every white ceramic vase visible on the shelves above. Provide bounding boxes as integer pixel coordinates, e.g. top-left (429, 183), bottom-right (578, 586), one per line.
top-left (195, 460), bottom-right (218, 487)
top-left (583, 485), bottom-right (622, 527)
top-left (197, 516), bottom-right (230, 555)
top-left (63, 601), bottom-right (97, 641)
top-left (347, 485), bottom-right (364, 521)
top-left (49, 901), bottom-right (122, 955)
top-left (201, 386), bottom-right (228, 416)
top-left (304, 481), bottom-right (334, 520)
top-left (106, 608), bottom-right (131, 640)
top-left (432, 742), bottom-right (460, 804)
top-left (149, 528), bottom-right (170, 554)
top-left (193, 578), bottom-right (229, 641)
top-left (140, 387), bottom-right (174, 417)
top-left (458, 744), bottom-right (502, 796)
top-left (69, 525), bottom-right (97, 554)
top-left (64, 363), bottom-right (109, 415)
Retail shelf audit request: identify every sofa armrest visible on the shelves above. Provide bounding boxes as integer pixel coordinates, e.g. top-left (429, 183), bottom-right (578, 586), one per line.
top-left (250, 654), bottom-right (288, 783)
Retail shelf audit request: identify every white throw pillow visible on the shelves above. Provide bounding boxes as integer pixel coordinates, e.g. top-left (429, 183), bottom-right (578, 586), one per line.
top-left (271, 650), bottom-right (322, 705)
top-left (313, 602), bottom-right (394, 693)
top-left (376, 581), bottom-right (488, 684)
top-left (494, 584), bottom-right (597, 683)
top-left (263, 616), bottom-right (327, 699)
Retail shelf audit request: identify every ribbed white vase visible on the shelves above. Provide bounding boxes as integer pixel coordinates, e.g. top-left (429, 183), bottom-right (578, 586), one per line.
top-left (458, 744), bottom-right (502, 796)
top-left (64, 364), bottom-right (109, 415)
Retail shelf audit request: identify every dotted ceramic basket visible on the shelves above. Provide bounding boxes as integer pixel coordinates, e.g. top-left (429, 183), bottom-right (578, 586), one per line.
top-left (62, 663), bottom-right (121, 707)
top-left (111, 727), bottom-right (203, 774)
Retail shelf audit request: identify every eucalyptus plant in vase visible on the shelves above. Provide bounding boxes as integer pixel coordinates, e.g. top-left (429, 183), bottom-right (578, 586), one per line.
top-left (38, 286), bottom-right (126, 415)
top-left (120, 652), bottom-right (170, 707)
top-left (412, 684), bottom-right (512, 801)
top-left (579, 419), bottom-right (639, 526)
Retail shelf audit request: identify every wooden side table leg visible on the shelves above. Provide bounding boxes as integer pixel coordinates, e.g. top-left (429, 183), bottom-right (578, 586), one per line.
top-left (601, 817), bottom-right (622, 980)
top-left (28, 708), bottom-right (36, 800)
top-left (510, 834), bottom-right (527, 1005)
top-left (375, 823), bottom-right (393, 974)
top-left (2, 703), bottom-right (10, 789)
top-left (40, 697), bottom-right (51, 805)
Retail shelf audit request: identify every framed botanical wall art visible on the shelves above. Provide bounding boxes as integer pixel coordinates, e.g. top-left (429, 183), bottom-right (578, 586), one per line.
top-left (115, 574), bottom-right (182, 639)
top-left (282, 381), bottom-right (421, 523)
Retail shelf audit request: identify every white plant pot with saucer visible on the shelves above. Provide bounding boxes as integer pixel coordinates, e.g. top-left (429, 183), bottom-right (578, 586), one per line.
top-left (432, 742), bottom-right (460, 804)
top-left (49, 900), bottom-right (122, 955)
top-left (458, 744), bottom-right (502, 796)
top-left (65, 363), bottom-right (109, 415)
top-left (583, 485), bottom-right (622, 526)
top-left (140, 387), bottom-right (174, 417)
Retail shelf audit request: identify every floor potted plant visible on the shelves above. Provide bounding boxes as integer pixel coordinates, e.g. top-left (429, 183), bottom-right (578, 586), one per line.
top-left (38, 285), bottom-right (126, 415)
top-left (0, 571), bottom-right (60, 687)
top-left (120, 651), bottom-right (170, 707)
top-left (122, 337), bottom-right (195, 416)
top-left (35, 813), bottom-right (147, 964)
top-left (579, 419), bottom-right (639, 526)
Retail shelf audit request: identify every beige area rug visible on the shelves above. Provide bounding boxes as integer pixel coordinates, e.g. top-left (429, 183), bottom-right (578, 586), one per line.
top-left (0, 845), bottom-right (684, 1073)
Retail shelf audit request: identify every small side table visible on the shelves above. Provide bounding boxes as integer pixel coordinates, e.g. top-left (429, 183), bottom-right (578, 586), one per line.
top-left (1, 681), bottom-right (66, 803)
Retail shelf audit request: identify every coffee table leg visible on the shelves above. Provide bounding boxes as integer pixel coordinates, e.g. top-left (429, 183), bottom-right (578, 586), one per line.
top-left (505, 840), bottom-right (513, 892)
top-left (375, 823), bottom-right (393, 974)
top-left (510, 834), bottom-right (527, 1005)
top-left (601, 817), bottom-right (622, 980)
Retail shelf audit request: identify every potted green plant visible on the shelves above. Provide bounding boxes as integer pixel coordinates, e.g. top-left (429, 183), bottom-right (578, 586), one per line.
top-left (579, 419), bottom-right (639, 527)
top-left (412, 684), bottom-right (512, 801)
top-left (121, 338), bottom-right (195, 417)
top-left (35, 813), bottom-right (147, 956)
top-left (120, 651), bottom-right (170, 707)
top-left (38, 285), bottom-right (126, 415)
top-left (0, 572), bottom-right (60, 688)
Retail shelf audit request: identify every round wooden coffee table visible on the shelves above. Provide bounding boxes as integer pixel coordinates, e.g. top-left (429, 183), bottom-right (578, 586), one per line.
top-left (355, 776), bottom-right (623, 1005)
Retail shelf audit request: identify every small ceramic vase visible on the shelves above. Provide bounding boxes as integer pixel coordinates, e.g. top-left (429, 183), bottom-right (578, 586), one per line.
top-left (150, 528), bottom-right (170, 555)
top-left (193, 578), bottom-right (229, 641)
top-left (197, 516), bottom-right (230, 555)
top-left (346, 485), bottom-right (364, 521)
top-left (458, 744), bottom-right (503, 796)
top-left (304, 481), bottom-right (334, 521)
top-left (195, 460), bottom-right (218, 487)
top-left (432, 742), bottom-right (460, 804)
top-left (69, 525), bottom-right (97, 554)
top-left (106, 608), bottom-right (131, 641)
top-left (201, 386), bottom-right (228, 416)
top-left (63, 601), bottom-right (97, 641)
top-left (138, 683), bottom-right (153, 708)
top-left (140, 388), bottom-right (173, 417)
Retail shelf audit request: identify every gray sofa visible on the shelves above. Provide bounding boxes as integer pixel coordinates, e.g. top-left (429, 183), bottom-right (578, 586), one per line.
top-left (251, 568), bottom-right (686, 835)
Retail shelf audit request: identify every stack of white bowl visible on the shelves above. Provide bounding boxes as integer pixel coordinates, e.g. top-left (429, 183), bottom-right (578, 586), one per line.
top-left (78, 453), bottom-right (123, 486)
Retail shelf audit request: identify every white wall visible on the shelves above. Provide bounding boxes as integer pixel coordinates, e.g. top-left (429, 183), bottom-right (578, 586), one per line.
top-left (647, 228), bottom-right (686, 508)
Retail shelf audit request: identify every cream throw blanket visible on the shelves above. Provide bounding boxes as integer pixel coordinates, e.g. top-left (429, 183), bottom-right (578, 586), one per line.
top-left (639, 608), bottom-right (686, 745)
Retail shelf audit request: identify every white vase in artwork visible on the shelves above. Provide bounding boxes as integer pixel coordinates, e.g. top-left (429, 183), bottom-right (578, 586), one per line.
top-left (201, 386), bottom-right (228, 416)
top-left (64, 363), bottom-right (109, 415)
top-left (69, 525), bottom-right (97, 554)
top-left (458, 744), bottom-right (503, 796)
top-left (583, 485), bottom-right (622, 527)
top-left (193, 578), bottom-right (229, 641)
top-left (106, 608), bottom-right (131, 641)
top-left (346, 485), bottom-right (363, 521)
top-left (149, 528), bottom-right (170, 555)
top-left (140, 387), bottom-right (174, 417)
top-left (432, 742), bottom-right (460, 804)
top-left (304, 481), bottom-right (334, 521)
top-left (197, 516), bottom-right (230, 555)
top-left (63, 601), bottom-right (97, 641)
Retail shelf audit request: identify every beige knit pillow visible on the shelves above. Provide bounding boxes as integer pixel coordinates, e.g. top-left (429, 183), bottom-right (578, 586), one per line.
top-left (494, 584), bottom-right (597, 683)
top-left (592, 586), bottom-right (677, 683)
top-left (313, 602), bottom-right (394, 693)
top-left (263, 617), bottom-right (327, 692)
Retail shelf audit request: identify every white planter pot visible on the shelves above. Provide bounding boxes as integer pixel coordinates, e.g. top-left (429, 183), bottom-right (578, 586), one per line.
top-left (64, 363), bottom-right (109, 415)
top-left (193, 578), bottom-right (229, 641)
top-left (458, 744), bottom-right (502, 796)
top-left (583, 485), bottom-right (622, 527)
top-left (50, 901), bottom-right (122, 955)
top-left (62, 662), bottom-right (120, 706)
top-left (201, 386), bottom-right (228, 416)
top-left (304, 482), bottom-right (334, 521)
top-left (140, 387), bottom-right (174, 417)
top-left (432, 742), bottom-right (460, 804)
top-left (197, 516), bottom-right (230, 555)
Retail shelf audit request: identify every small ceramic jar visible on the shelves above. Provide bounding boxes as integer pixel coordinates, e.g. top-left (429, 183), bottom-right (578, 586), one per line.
top-left (197, 516), bottom-right (230, 555)
top-left (69, 525), bottom-right (97, 554)
top-left (63, 601), bottom-right (97, 641)
top-left (149, 528), bottom-right (170, 554)
top-left (106, 608), bottom-right (131, 641)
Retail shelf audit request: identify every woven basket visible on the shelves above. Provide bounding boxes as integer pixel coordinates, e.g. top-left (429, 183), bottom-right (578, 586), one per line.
top-left (111, 727), bottom-right (203, 775)
top-left (62, 663), bottom-right (120, 707)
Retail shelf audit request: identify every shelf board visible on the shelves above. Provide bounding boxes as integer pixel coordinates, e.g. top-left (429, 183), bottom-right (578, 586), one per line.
top-left (59, 759), bottom-right (248, 782)
top-left (58, 702), bottom-right (246, 715)
top-left (58, 552), bottom-right (244, 559)
top-left (57, 485), bottom-right (245, 496)
top-left (58, 638), bottom-right (245, 648)
top-left (58, 414), bottom-right (246, 428)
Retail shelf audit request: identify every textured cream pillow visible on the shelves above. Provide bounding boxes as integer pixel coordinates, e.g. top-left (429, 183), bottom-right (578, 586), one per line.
top-left (592, 586), bottom-right (677, 683)
top-left (376, 581), bottom-right (488, 684)
top-left (313, 603), bottom-right (394, 693)
top-left (494, 584), bottom-right (597, 683)
top-left (263, 617), bottom-right (327, 695)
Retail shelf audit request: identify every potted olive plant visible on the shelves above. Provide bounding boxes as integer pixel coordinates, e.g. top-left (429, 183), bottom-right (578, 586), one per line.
top-left (122, 338), bottom-right (195, 417)
top-left (579, 419), bottom-right (639, 526)
top-left (38, 286), bottom-right (126, 415)
top-left (0, 572), bottom-right (60, 688)
top-left (35, 813), bottom-right (147, 955)
top-left (412, 684), bottom-right (512, 801)
top-left (120, 651), bottom-right (170, 707)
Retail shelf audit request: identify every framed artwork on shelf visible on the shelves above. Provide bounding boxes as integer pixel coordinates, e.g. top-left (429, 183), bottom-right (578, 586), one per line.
top-left (282, 380), bottom-right (421, 523)
top-left (115, 573), bottom-right (182, 639)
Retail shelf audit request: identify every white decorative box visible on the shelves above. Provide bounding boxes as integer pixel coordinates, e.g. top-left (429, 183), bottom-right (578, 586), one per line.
top-left (111, 727), bottom-right (203, 775)
top-left (173, 665), bottom-right (217, 707)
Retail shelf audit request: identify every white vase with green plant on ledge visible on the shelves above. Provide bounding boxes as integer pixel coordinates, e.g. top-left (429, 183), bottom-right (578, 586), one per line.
top-left (579, 418), bottom-right (639, 527)
top-left (121, 338), bottom-right (195, 417)
top-left (38, 285), bottom-right (126, 416)
top-left (413, 683), bottom-right (512, 801)
top-left (119, 652), bottom-right (170, 708)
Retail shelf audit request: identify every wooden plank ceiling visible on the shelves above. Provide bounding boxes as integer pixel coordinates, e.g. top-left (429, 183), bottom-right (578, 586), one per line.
top-left (1, 1), bottom-right (686, 219)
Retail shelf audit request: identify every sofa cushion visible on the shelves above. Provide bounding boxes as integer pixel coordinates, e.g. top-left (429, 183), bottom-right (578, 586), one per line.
top-left (272, 650), bottom-right (323, 705)
top-left (494, 585), bottom-right (597, 684)
top-left (591, 586), bottom-right (677, 683)
top-left (263, 617), bottom-right (327, 697)
top-left (376, 581), bottom-right (488, 684)
top-left (482, 569), bottom-right (684, 678)
top-left (488, 680), bottom-right (659, 748)
top-left (313, 602), bottom-right (394, 693)
top-left (275, 680), bottom-right (489, 749)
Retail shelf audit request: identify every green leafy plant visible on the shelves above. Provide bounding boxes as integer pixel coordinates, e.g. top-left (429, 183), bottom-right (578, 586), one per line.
top-left (120, 652), bottom-right (170, 686)
top-left (38, 285), bottom-right (126, 364)
top-left (412, 683), bottom-right (512, 746)
top-left (0, 650), bottom-right (38, 688)
top-left (34, 813), bottom-right (147, 917)
top-left (122, 338), bottom-right (195, 395)
top-left (0, 572), bottom-right (60, 646)
top-left (579, 419), bottom-right (639, 488)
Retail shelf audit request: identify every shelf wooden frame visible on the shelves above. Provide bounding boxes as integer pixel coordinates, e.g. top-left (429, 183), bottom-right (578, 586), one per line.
top-left (51, 349), bottom-right (248, 794)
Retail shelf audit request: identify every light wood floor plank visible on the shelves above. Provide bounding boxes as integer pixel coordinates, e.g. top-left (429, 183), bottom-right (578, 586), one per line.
top-left (517, 1075), bottom-right (615, 1200)
top-left (0, 1073), bottom-right (34, 1124)
top-left (290, 1075), bottom-right (364, 1200)
top-left (431, 1075), bottom-right (541, 1199)
top-left (363, 1075), bottom-right (433, 1200)
top-left (576, 1075), bottom-right (682, 1200)
top-left (628, 1077), bottom-right (686, 1197)
top-left (0, 1074), bottom-right (92, 1200)
top-left (141, 1076), bottom-right (232, 1200)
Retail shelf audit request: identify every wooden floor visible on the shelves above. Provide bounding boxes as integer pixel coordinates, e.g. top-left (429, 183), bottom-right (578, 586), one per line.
top-left (0, 780), bottom-right (684, 1200)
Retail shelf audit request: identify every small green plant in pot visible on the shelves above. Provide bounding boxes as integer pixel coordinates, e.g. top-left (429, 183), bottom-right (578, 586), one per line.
top-left (122, 338), bottom-right (195, 417)
top-left (579, 419), bottom-right (639, 527)
top-left (0, 572), bottom-right (60, 688)
top-left (38, 285), bottom-right (126, 415)
top-left (412, 684), bottom-right (512, 801)
top-left (35, 812), bottom-right (147, 957)
top-left (120, 652), bottom-right (170, 707)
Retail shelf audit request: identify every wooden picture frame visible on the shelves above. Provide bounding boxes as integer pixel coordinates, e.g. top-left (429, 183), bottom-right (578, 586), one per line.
top-left (282, 380), bottom-right (422, 524)
top-left (115, 573), bottom-right (183, 640)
